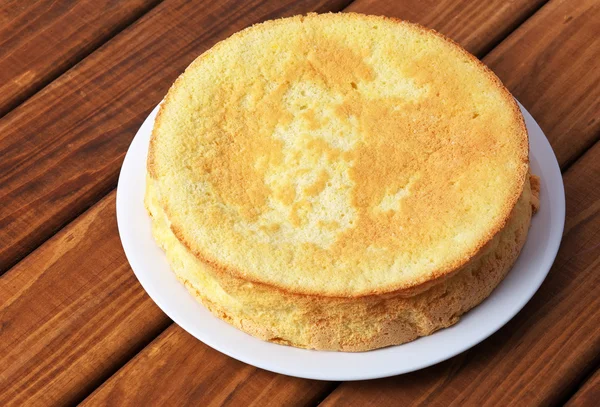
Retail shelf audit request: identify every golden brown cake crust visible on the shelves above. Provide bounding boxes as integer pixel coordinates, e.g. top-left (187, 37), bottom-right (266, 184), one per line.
top-left (148, 13), bottom-right (529, 298)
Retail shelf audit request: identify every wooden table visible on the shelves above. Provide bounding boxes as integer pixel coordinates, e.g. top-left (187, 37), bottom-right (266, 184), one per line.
top-left (1, 0), bottom-right (598, 405)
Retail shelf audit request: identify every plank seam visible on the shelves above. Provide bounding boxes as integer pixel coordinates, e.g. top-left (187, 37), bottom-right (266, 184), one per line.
top-left (310, 382), bottom-right (342, 407)
top-left (0, 0), bottom-right (165, 120)
top-left (69, 317), bottom-right (172, 406)
top-left (54, 1), bottom-right (360, 403)
top-left (476, 0), bottom-right (550, 57)
top-left (561, 133), bottom-right (600, 172)
top-left (556, 359), bottom-right (600, 407)
top-left (5, 0), bottom-right (597, 403)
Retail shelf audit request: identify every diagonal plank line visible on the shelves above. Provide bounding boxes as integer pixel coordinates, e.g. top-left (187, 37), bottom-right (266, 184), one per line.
top-left (0, 1), bottom-right (356, 405)
top-left (0, 0), bottom-right (165, 120)
top-left (81, 0), bottom-right (596, 404)
top-left (474, 0), bottom-right (549, 57)
top-left (2, 0), bottom-right (597, 404)
top-left (561, 132), bottom-right (600, 173)
top-left (68, 318), bottom-right (172, 406)
top-left (560, 344), bottom-right (600, 406)
top-left (564, 364), bottom-right (600, 406)
top-left (342, 0), bottom-right (551, 58)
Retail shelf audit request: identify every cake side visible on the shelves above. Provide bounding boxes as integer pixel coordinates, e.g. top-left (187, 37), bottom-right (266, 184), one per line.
top-left (145, 175), bottom-right (536, 351)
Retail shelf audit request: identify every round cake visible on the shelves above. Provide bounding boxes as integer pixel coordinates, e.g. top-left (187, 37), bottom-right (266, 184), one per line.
top-left (146, 13), bottom-right (539, 351)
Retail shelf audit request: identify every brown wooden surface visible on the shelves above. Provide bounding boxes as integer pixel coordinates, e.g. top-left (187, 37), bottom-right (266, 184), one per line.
top-left (0, 0), bottom-right (351, 275)
top-left (567, 367), bottom-right (600, 407)
top-left (1, 0), bottom-right (599, 405)
top-left (322, 141), bottom-right (600, 406)
top-left (0, 0), bottom-right (558, 405)
top-left (0, 0), bottom-right (161, 117)
top-left (345, 0), bottom-right (547, 56)
top-left (0, 0), bottom-right (352, 405)
top-left (81, 325), bottom-right (336, 406)
top-left (0, 0), bottom-right (548, 276)
top-left (486, 0), bottom-right (600, 168)
top-left (0, 193), bottom-right (171, 406)
top-left (1, 1), bottom-right (542, 404)
top-left (77, 0), bottom-right (600, 404)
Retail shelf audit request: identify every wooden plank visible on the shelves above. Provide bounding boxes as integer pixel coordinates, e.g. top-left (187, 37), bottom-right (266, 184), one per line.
top-left (0, 0), bottom-right (548, 404)
top-left (0, 0), bottom-right (161, 117)
top-left (485, 0), bottom-right (600, 168)
top-left (4, 0), bottom-right (597, 405)
top-left (82, 0), bottom-right (600, 404)
top-left (81, 325), bottom-right (336, 406)
top-left (0, 192), bottom-right (171, 406)
top-left (0, 0), bottom-right (548, 274)
top-left (345, 0), bottom-right (547, 56)
top-left (566, 367), bottom-right (600, 407)
top-left (321, 140), bottom-right (600, 406)
top-left (0, 1), bottom-right (354, 405)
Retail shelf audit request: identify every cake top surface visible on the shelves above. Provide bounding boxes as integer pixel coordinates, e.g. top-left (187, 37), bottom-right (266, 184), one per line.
top-left (148, 13), bottom-right (528, 296)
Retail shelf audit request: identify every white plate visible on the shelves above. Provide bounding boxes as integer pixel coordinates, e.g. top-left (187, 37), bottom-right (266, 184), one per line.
top-left (117, 101), bottom-right (564, 381)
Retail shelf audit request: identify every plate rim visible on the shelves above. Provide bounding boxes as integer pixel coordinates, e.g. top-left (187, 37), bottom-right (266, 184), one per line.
top-left (116, 100), bottom-right (565, 381)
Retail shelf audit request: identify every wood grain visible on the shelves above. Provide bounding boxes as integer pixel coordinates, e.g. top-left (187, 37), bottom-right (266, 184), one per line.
top-left (82, 0), bottom-right (600, 404)
top-left (321, 140), bottom-right (600, 406)
top-left (2, 1), bottom-right (548, 401)
top-left (485, 0), bottom-right (600, 168)
top-left (0, 0), bottom-right (161, 117)
top-left (345, 0), bottom-right (547, 56)
top-left (0, 0), bottom-right (352, 274)
top-left (566, 367), bottom-right (600, 407)
top-left (0, 193), bottom-right (171, 406)
top-left (81, 325), bottom-right (336, 406)
top-left (0, 0), bottom-right (551, 404)
top-left (0, 1), bottom-right (353, 405)
top-left (3, 0), bottom-right (598, 406)
top-left (79, 139), bottom-right (600, 407)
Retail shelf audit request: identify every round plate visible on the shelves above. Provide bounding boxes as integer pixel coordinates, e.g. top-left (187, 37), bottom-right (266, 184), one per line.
top-left (116, 101), bottom-right (564, 381)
